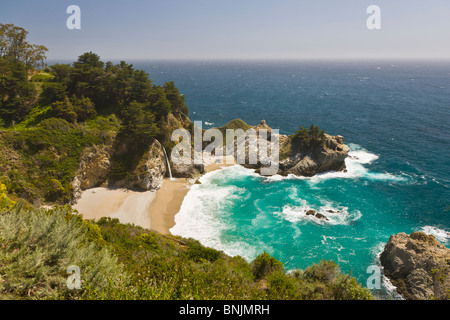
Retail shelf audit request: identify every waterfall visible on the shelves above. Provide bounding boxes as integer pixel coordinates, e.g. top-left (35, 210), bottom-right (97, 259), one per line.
top-left (162, 145), bottom-right (173, 180)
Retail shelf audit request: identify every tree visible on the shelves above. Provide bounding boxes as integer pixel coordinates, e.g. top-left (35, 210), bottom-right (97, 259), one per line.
top-left (71, 95), bottom-right (97, 122)
top-left (0, 24), bottom-right (48, 124)
top-left (50, 63), bottom-right (71, 85)
top-left (68, 52), bottom-right (104, 107)
top-left (163, 81), bottom-right (188, 115)
top-left (149, 86), bottom-right (171, 121)
top-left (0, 59), bottom-right (36, 124)
top-left (292, 124), bottom-right (326, 149)
top-left (51, 97), bottom-right (77, 124)
top-left (0, 23), bottom-right (48, 71)
top-left (120, 101), bottom-right (159, 144)
top-left (39, 82), bottom-right (67, 106)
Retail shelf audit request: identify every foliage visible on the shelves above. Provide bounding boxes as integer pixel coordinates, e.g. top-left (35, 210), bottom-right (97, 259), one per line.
top-left (266, 260), bottom-right (372, 300)
top-left (0, 23), bottom-right (48, 70)
top-left (251, 251), bottom-right (285, 280)
top-left (292, 124), bottom-right (326, 150)
top-left (119, 101), bottom-right (159, 143)
top-left (0, 23), bottom-right (48, 125)
top-left (164, 81), bottom-right (188, 115)
top-left (0, 205), bottom-right (123, 299)
top-left (0, 117), bottom-right (111, 203)
top-left (0, 205), bottom-right (373, 300)
top-left (0, 183), bottom-right (15, 208)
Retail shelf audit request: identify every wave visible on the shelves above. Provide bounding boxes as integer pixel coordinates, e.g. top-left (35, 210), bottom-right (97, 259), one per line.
top-left (169, 167), bottom-right (262, 261)
top-left (420, 226), bottom-right (450, 245)
top-left (372, 242), bottom-right (404, 300)
top-left (276, 201), bottom-right (362, 226)
top-left (262, 143), bottom-right (408, 184)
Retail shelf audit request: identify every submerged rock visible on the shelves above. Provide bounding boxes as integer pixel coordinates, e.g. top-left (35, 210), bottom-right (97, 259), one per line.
top-left (305, 209), bottom-right (329, 221)
top-left (380, 231), bottom-right (450, 300)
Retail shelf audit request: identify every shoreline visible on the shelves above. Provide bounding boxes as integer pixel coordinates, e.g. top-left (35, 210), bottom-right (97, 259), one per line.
top-left (73, 156), bottom-right (235, 235)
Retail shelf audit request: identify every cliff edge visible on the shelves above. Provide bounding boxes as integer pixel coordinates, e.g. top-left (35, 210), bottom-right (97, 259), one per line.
top-left (380, 231), bottom-right (450, 300)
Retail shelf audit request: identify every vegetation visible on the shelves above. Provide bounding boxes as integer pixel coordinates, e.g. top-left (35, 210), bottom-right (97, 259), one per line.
top-left (0, 24), bottom-right (373, 301)
top-left (0, 195), bottom-right (372, 300)
top-left (0, 203), bottom-right (123, 299)
top-left (0, 23), bottom-right (189, 204)
top-left (292, 124), bottom-right (326, 150)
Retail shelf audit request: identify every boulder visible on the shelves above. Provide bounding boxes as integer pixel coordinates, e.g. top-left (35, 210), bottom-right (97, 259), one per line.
top-left (380, 231), bottom-right (450, 300)
top-left (305, 209), bottom-right (329, 221)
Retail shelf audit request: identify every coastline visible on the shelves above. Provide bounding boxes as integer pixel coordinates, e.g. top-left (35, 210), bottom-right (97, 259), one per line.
top-left (73, 155), bottom-right (235, 235)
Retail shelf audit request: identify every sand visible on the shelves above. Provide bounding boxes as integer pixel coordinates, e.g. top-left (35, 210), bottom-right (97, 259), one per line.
top-left (73, 187), bottom-right (156, 228)
top-left (73, 155), bottom-right (236, 235)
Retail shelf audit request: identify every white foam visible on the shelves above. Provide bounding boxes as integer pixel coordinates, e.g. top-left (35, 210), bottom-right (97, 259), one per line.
top-left (276, 202), bottom-right (362, 226)
top-left (259, 144), bottom-right (406, 184)
top-left (169, 166), bottom-right (261, 261)
top-left (306, 145), bottom-right (407, 183)
top-left (421, 226), bottom-right (450, 245)
top-left (373, 242), bottom-right (404, 300)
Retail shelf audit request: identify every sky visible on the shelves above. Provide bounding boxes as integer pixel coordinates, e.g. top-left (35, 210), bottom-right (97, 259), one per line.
top-left (1, 0), bottom-right (450, 61)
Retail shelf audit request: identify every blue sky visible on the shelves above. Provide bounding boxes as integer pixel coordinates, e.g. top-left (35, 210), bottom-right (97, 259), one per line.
top-left (1, 0), bottom-right (450, 60)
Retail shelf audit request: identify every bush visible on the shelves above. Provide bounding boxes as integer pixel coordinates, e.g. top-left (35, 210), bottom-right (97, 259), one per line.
top-left (186, 239), bottom-right (221, 263)
top-left (250, 252), bottom-right (285, 280)
top-left (0, 206), bottom-right (124, 299)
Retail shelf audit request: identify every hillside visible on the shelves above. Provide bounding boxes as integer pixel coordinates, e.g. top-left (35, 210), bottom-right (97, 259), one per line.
top-left (0, 190), bottom-right (372, 300)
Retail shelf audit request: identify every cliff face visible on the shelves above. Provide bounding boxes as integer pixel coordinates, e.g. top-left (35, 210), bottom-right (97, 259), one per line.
top-left (278, 134), bottom-right (349, 177)
top-left (71, 139), bottom-right (168, 203)
top-left (239, 120), bottom-right (349, 177)
top-left (380, 232), bottom-right (450, 300)
top-left (125, 139), bottom-right (167, 190)
top-left (71, 142), bottom-right (113, 202)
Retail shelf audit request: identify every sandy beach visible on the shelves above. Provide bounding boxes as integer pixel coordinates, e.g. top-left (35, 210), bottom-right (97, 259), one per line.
top-left (73, 155), bottom-right (235, 235)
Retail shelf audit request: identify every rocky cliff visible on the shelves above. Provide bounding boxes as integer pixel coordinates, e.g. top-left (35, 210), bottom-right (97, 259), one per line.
top-left (278, 133), bottom-right (349, 176)
top-left (380, 231), bottom-right (450, 300)
top-left (71, 139), bottom-right (168, 203)
top-left (236, 120), bottom-right (349, 177)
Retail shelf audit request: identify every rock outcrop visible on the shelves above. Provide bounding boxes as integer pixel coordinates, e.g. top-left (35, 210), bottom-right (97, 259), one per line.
top-left (278, 134), bottom-right (349, 177)
top-left (71, 139), bottom-right (168, 203)
top-left (130, 139), bottom-right (167, 190)
top-left (71, 142), bottom-right (113, 203)
top-left (380, 231), bottom-right (450, 300)
top-left (306, 209), bottom-right (329, 221)
top-left (235, 120), bottom-right (349, 177)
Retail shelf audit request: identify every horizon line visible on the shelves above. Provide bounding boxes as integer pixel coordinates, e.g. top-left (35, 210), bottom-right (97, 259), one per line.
top-left (46, 56), bottom-right (450, 63)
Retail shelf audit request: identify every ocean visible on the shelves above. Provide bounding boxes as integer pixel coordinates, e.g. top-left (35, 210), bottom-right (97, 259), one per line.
top-left (135, 60), bottom-right (450, 298)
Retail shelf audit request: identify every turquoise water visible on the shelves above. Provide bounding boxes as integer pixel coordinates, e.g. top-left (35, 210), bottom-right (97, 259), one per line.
top-left (138, 60), bottom-right (450, 298)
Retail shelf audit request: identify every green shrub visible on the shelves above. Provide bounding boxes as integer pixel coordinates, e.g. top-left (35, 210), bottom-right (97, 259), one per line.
top-left (0, 205), bottom-right (124, 299)
top-left (303, 259), bottom-right (340, 283)
top-left (185, 239), bottom-right (221, 263)
top-left (267, 271), bottom-right (298, 299)
top-left (250, 252), bottom-right (284, 280)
